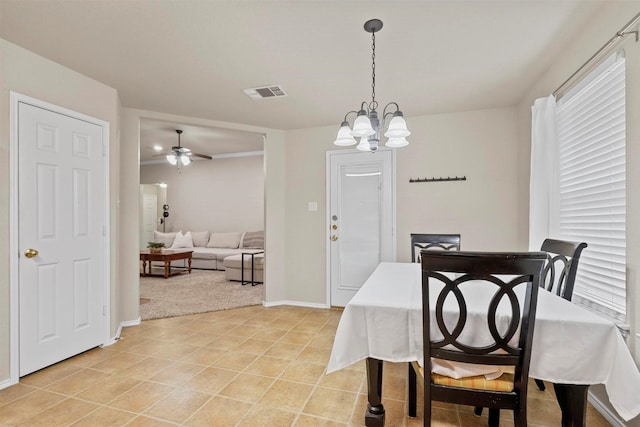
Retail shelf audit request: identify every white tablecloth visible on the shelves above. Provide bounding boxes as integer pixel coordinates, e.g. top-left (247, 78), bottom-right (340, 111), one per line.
top-left (327, 262), bottom-right (640, 421)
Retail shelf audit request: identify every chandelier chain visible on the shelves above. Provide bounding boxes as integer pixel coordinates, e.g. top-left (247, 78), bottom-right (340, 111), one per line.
top-left (370, 30), bottom-right (377, 111)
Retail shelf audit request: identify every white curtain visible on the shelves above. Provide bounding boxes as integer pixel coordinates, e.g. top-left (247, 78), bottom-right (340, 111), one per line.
top-left (529, 94), bottom-right (558, 251)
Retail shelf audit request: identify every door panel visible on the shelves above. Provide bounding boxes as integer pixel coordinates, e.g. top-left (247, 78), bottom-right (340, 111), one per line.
top-left (329, 150), bottom-right (395, 306)
top-left (142, 194), bottom-right (158, 248)
top-left (19, 101), bottom-right (106, 376)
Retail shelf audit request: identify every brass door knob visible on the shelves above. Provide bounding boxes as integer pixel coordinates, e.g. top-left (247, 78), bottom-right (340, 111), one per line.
top-left (331, 235), bottom-right (338, 241)
top-left (25, 249), bottom-right (39, 258)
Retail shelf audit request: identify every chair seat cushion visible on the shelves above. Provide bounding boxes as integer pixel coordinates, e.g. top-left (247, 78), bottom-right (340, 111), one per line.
top-left (432, 371), bottom-right (514, 392)
top-left (412, 362), bottom-right (514, 392)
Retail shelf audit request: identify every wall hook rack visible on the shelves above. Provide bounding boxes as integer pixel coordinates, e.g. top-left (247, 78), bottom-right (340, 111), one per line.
top-left (409, 176), bottom-right (467, 183)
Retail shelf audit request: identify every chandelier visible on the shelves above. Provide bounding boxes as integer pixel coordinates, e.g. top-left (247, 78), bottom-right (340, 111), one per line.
top-left (333, 19), bottom-right (410, 152)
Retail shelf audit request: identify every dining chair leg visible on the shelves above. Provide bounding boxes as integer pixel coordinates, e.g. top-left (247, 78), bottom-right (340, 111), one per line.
top-left (535, 378), bottom-right (546, 391)
top-left (488, 408), bottom-right (500, 427)
top-left (408, 363), bottom-right (417, 417)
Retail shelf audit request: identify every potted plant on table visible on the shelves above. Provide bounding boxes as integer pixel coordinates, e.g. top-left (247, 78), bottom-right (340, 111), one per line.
top-left (147, 242), bottom-right (165, 253)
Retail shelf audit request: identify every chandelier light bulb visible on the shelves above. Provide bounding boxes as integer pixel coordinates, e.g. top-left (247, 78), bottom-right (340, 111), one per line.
top-left (356, 137), bottom-right (372, 151)
top-left (385, 137), bottom-right (409, 148)
top-left (180, 155), bottom-right (191, 166)
top-left (166, 154), bottom-right (177, 165)
top-left (384, 114), bottom-right (411, 138)
top-left (351, 112), bottom-right (376, 137)
top-left (334, 122), bottom-right (358, 146)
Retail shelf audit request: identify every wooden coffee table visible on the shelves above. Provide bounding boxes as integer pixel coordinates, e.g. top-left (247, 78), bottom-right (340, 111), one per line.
top-left (140, 249), bottom-right (193, 279)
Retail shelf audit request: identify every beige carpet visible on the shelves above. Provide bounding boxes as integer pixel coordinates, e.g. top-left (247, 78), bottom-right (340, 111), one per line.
top-left (139, 269), bottom-right (263, 320)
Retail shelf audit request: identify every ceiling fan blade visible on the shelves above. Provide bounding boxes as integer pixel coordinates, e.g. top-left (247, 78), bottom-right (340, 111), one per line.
top-left (189, 152), bottom-right (213, 160)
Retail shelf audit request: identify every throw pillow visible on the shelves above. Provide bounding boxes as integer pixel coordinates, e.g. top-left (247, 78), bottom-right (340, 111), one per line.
top-left (171, 231), bottom-right (194, 248)
top-left (153, 231), bottom-right (177, 248)
top-left (207, 232), bottom-right (242, 249)
top-left (241, 231), bottom-right (264, 248)
top-left (190, 231), bottom-right (210, 248)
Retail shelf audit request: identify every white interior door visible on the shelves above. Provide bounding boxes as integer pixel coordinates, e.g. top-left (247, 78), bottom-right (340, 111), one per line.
top-left (18, 101), bottom-right (107, 376)
top-left (142, 193), bottom-right (158, 249)
top-left (328, 150), bottom-right (395, 306)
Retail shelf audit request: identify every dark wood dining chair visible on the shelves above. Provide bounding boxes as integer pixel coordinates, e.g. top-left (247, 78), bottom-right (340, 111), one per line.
top-left (408, 251), bottom-right (547, 427)
top-left (474, 238), bottom-right (588, 419)
top-left (533, 238), bottom-right (588, 391)
top-left (539, 238), bottom-right (588, 301)
top-left (410, 233), bottom-right (461, 262)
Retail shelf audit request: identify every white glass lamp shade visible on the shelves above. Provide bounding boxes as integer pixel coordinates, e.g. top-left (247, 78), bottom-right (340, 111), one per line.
top-left (166, 153), bottom-right (178, 165)
top-left (385, 137), bottom-right (409, 148)
top-left (356, 137), bottom-right (371, 151)
top-left (334, 123), bottom-right (357, 146)
top-left (351, 113), bottom-right (376, 137)
top-left (180, 155), bottom-right (191, 166)
top-left (384, 115), bottom-right (411, 138)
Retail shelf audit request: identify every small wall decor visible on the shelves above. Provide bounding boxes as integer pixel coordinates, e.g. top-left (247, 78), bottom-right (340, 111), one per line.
top-left (409, 176), bottom-right (467, 183)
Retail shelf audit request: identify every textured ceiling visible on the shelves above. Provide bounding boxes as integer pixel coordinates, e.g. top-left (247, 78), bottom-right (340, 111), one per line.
top-left (0, 0), bottom-right (608, 157)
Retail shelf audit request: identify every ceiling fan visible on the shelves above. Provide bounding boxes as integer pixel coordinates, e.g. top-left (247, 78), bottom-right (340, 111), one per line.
top-left (158, 129), bottom-right (213, 166)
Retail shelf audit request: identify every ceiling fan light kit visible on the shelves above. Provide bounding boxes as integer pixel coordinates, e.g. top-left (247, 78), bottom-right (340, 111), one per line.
top-left (334, 19), bottom-right (411, 152)
top-left (160, 129), bottom-right (212, 168)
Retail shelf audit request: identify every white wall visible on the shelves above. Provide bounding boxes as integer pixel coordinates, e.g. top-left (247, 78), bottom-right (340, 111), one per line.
top-left (515, 4), bottom-right (640, 425)
top-left (140, 155), bottom-right (264, 234)
top-left (0, 39), bottom-right (121, 385)
top-left (282, 107), bottom-right (520, 305)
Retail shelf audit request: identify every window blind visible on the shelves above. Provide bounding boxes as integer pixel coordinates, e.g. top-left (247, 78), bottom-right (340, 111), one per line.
top-left (556, 52), bottom-right (626, 322)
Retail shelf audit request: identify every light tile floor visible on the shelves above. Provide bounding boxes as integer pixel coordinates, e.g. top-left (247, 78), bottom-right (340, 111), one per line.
top-left (0, 305), bottom-right (612, 426)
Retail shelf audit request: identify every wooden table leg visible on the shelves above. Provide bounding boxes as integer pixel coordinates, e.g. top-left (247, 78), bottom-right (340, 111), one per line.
top-left (553, 383), bottom-right (589, 427)
top-left (365, 357), bottom-right (385, 427)
top-left (141, 259), bottom-right (147, 276)
top-left (188, 257), bottom-right (192, 274)
top-left (164, 261), bottom-right (169, 279)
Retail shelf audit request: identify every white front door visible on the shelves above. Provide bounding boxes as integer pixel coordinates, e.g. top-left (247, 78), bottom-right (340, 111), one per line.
top-left (328, 150), bottom-right (395, 307)
top-left (18, 100), bottom-right (107, 376)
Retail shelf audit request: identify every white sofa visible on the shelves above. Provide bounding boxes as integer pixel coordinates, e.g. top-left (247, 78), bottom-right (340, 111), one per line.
top-left (152, 230), bottom-right (264, 271)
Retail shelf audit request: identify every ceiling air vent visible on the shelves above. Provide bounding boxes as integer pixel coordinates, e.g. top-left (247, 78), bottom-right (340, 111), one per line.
top-left (243, 85), bottom-right (287, 99)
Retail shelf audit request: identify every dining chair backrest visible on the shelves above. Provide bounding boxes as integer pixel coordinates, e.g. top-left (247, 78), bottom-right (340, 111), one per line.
top-left (416, 251), bottom-right (546, 427)
top-left (410, 233), bottom-right (460, 262)
top-left (540, 238), bottom-right (588, 301)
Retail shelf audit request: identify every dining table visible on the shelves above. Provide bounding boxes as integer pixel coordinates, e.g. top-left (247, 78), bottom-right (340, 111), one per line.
top-left (327, 262), bottom-right (640, 427)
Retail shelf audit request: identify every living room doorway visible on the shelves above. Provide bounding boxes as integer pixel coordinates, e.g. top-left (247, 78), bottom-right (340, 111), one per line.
top-left (138, 118), bottom-right (265, 318)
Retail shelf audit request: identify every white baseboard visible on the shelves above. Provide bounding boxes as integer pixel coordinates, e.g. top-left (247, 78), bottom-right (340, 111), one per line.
top-left (121, 317), bottom-right (142, 327)
top-left (262, 300), bottom-right (330, 309)
top-left (588, 390), bottom-right (625, 427)
top-left (102, 317), bottom-right (141, 347)
top-left (0, 377), bottom-right (16, 391)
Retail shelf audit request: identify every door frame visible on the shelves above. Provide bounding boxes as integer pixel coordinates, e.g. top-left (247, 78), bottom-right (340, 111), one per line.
top-left (325, 148), bottom-right (397, 306)
top-left (8, 92), bottom-right (111, 385)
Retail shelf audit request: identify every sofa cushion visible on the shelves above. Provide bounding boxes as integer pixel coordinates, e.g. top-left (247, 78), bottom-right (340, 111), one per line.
top-left (171, 231), bottom-right (194, 248)
top-left (241, 231), bottom-right (264, 248)
top-left (190, 231), bottom-right (210, 247)
top-left (212, 248), bottom-right (243, 261)
top-left (207, 232), bottom-right (242, 248)
top-left (191, 247), bottom-right (219, 260)
top-left (223, 253), bottom-right (264, 270)
top-left (153, 231), bottom-right (177, 248)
